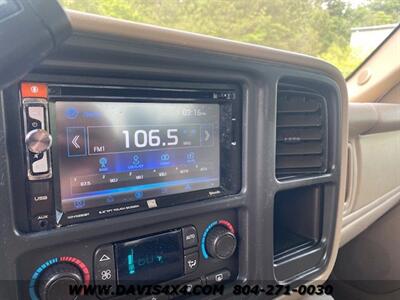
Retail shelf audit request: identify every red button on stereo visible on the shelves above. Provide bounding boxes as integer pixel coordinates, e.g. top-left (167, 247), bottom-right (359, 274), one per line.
top-left (21, 82), bottom-right (48, 99)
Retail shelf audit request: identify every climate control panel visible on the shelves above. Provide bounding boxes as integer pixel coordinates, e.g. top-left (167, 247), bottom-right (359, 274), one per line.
top-left (21, 212), bottom-right (238, 300)
top-left (92, 221), bottom-right (237, 298)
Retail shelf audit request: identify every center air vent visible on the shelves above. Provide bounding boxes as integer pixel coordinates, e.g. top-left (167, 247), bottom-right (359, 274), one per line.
top-left (276, 84), bottom-right (328, 178)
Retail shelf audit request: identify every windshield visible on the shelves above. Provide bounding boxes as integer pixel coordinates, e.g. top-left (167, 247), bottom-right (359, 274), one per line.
top-left (60, 0), bottom-right (399, 77)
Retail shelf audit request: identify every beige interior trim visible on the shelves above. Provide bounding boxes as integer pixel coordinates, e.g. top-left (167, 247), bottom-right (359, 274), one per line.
top-left (66, 10), bottom-right (344, 82)
top-left (347, 28), bottom-right (400, 103)
top-left (343, 184), bottom-right (400, 227)
top-left (65, 9), bottom-right (349, 293)
top-left (349, 103), bottom-right (400, 137)
top-left (352, 131), bottom-right (400, 211)
top-left (348, 103), bottom-right (377, 137)
top-left (342, 130), bottom-right (400, 246)
top-left (381, 82), bottom-right (400, 104)
top-left (341, 186), bottom-right (400, 247)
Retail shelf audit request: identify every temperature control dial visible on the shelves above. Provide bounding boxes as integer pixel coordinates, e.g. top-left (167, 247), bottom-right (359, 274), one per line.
top-left (201, 220), bottom-right (237, 260)
top-left (29, 257), bottom-right (90, 300)
top-left (37, 263), bottom-right (83, 300)
top-left (206, 225), bottom-right (237, 260)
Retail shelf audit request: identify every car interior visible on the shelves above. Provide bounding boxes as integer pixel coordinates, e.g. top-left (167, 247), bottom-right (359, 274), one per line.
top-left (0, 1), bottom-right (399, 300)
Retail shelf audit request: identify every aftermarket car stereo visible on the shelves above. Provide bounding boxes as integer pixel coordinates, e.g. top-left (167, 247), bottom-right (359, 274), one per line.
top-left (20, 82), bottom-right (241, 231)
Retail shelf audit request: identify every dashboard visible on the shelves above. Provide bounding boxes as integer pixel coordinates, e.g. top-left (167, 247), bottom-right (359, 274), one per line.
top-left (0, 7), bottom-right (348, 300)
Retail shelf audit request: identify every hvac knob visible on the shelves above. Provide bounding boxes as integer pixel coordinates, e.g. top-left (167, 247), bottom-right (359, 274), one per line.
top-left (206, 225), bottom-right (237, 260)
top-left (25, 129), bottom-right (52, 154)
top-left (37, 263), bottom-right (83, 300)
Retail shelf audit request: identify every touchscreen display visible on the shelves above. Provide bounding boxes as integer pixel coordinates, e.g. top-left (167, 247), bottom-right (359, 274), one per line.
top-left (55, 101), bottom-right (220, 213)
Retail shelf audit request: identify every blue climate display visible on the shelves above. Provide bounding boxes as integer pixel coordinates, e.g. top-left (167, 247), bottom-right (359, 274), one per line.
top-left (55, 101), bottom-right (220, 213)
top-left (115, 230), bottom-right (183, 284)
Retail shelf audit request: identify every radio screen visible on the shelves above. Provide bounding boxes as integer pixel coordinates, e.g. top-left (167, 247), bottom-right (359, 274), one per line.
top-left (55, 101), bottom-right (220, 212)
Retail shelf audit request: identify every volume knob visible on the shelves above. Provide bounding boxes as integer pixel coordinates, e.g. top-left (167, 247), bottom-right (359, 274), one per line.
top-left (206, 225), bottom-right (237, 260)
top-left (25, 129), bottom-right (52, 154)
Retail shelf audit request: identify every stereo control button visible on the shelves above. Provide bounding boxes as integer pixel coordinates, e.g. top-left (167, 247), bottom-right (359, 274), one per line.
top-left (205, 269), bottom-right (231, 284)
top-left (31, 152), bottom-right (49, 174)
top-left (200, 125), bottom-right (213, 146)
top-left (26, 105), bottom-right (45, 131)
top-left (31, 214), bottom-right (50, 231)
top-left (182, 226), bottom-right (198, 249)
top-left (21, 82), bottom-right (48, 98)
top-left (23, 100), bottom-right (52, 180)
top-left (67, 127), bottom-right (87, 156)
top-left (27, 116), bottom-right (43, 131)
top-left (27, 105), bottom-right (45, 129)
top-left (26, 129), bottom-right (52, 154)
top-left (94, 244), bottom-right (116, 298)
top-left (30, 181), bottom-right (52, 216)
top-left (184, 252), bottom-right (198, 274)
top-left (28, 106), bottom-right (44, 122)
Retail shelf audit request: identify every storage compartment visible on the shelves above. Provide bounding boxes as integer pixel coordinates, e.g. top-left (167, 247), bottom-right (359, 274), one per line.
top-left (274, 185), bottom-right (322, 257)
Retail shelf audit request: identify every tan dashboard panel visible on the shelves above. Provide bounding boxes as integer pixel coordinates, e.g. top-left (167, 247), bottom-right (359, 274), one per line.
top-left (65, 10), bottom-right (345, 84)
top-left (349, 103), bottom-right (400, 137)
top-left (352, 131), bottom-right (400, 211)
top-left (381, 82), bottom-right (400, 104)
top-left (348, 103), bottom-right (378, 137)
top-left (343, 105), bottom-right (400, 246)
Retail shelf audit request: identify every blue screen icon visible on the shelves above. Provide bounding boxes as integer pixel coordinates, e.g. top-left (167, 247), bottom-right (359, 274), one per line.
top-left (161, 153), bottom-right (170, 161)
top-left (135, 191), bottom-right (144, 199)
top-left (99, 157), bottom-right (108, 168)
top-left (132, 155), bottom-right (140, 165)
top-left (187, 152), bottom-right (195, 162)
top-left (74, 199), bottom-right (86, 209)
top-left (65, 107), bottom-right (79, 119)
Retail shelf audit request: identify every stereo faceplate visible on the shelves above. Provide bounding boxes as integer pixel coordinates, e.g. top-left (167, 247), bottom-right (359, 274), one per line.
top-left (19, 82), bottom-right (242, 231)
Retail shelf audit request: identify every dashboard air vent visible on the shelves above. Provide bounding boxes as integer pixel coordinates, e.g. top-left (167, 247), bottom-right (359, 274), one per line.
top-left (276, 84), bottom-right (328, 178)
